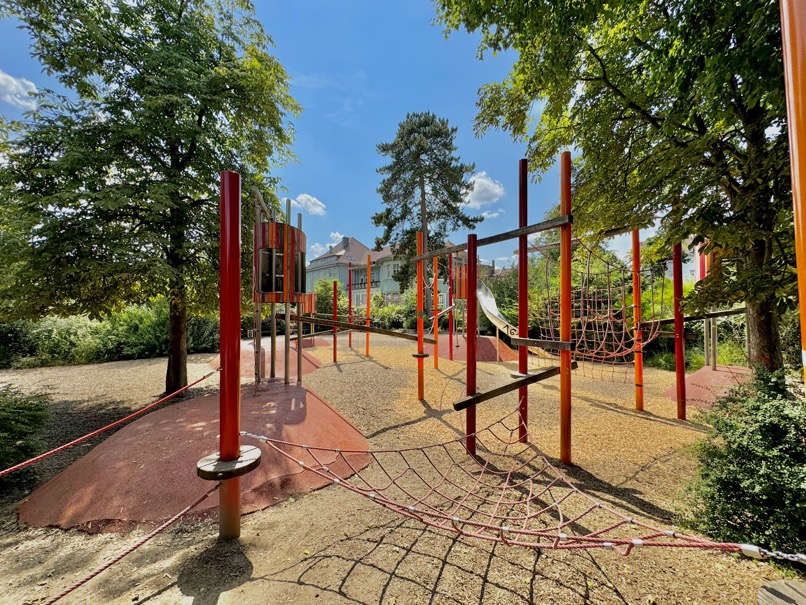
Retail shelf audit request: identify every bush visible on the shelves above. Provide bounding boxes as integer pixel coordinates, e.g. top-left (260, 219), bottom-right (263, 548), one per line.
top-left (0, 385), bottom-right (48, 483)
top-left (372, 305), bottom-right (405, 330)
top-left (100, 300), bottom-right (169, 360)
top-left (187, 314), bottom-right (219, 353)
top-left (0, 321), bottom-right (36, 368)
top-left (681, 369), bottom-right (806, 553)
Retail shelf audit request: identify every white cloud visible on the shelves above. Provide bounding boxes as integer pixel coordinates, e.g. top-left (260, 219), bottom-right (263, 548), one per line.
top-left (291, 193), bottom-right (327, 216)
top-left (309, 232), bottom-right (346, 260)
top-left (310, 242), bottom-right (327, 258)
top-left (465, 171), bottom-right (505, 209)
top-left (481, 209), bottom-right (504, 220)
top-left (0, 70), bottom-right (37, 110)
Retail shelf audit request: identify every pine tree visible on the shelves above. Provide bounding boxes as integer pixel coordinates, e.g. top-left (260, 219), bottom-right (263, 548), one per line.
top-left (373, 112), bottom-right (482, 296)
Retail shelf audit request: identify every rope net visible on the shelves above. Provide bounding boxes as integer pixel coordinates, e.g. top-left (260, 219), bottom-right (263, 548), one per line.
top-left (526, 242), bottom-right (668, 382)
top-left (241, 408), bottom-right (740, 556)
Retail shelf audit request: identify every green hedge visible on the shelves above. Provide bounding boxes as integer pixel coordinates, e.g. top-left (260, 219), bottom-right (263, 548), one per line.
top-left (0, 299), bottom-right (219, 368)
top-left (681, 369), bottom-right (806, 554)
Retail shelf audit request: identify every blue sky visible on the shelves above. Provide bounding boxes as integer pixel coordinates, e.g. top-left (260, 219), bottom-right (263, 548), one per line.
top-left (0, 1), bottom-right (631, 267)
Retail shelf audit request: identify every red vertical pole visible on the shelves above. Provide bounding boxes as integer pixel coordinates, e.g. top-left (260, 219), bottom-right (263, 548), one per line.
top-left (448, 253), bottom-right (454, 361)
top-left (219, 170), bottom-right (242, 539)
top-left (333, 281), bottom-right (338, 363)
top-left (673, 243), bottom-right (686, 419)
top-left (366, 255), bottom-right (371, 356)
top-left (417, 233), bottom-right (425, 400)
top-left (781, 0), bottom-right (806, 385)
top-left (559, 152), bottom-right (572, 465)
top-left (433, 256), bottom-right (439, 369)
top-left (466, 234), bottom-right (478, 456)
top-left (348, 262), bottom-right (353, 348)
top-left (632, 230), bottom-right (644, 411)
top-left (518, 158), bottom-right (529, 442)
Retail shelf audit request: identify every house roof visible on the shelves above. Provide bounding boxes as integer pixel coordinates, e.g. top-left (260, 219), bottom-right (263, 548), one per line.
top-left (308, 237), bottom-right (372, 267)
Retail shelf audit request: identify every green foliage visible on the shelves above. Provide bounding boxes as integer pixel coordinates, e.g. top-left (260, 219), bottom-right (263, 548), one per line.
top-left (681, 370), bottom-right (806, 553)
top-left (0, 299), bottom-right (219, 368)
top-left (372, 305), bottom-right (406, 330)
top-left (0, 0), bottom-right (299, 391)
top-left (313, 279), bottom-right (348, 317)
top-left (373, 112), bottom-right (482, 290)
top-left (780, 309), bottom-right (803, 372)
top-left (0, 385), bottom-right (48, 482)
top-left (434, 0), bottom-right (793, 370)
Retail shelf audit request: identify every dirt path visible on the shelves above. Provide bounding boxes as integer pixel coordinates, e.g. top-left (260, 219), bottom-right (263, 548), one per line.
top-left (0, 336), bottom-right (789, 604)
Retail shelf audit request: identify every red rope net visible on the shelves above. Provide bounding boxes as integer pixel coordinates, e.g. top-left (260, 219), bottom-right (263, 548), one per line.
top-left (241, 409), bottom-right (739, 556)
top-left (526, 242), bottom-right (667, 382)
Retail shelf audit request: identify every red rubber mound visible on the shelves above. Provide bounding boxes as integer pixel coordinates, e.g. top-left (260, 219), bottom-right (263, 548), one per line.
top-left (664, 365), bottom-right (751, 409)
top-left (17, 383), bottom-right (369, 532)
top-left (424, 334), bottom-right (518, 362)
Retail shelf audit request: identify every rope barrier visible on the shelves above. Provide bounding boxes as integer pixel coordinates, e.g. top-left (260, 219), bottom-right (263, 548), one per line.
top-left (43, 484), bottom-right (220, 605)
top-left (0, 368), bottom-right (220, 478)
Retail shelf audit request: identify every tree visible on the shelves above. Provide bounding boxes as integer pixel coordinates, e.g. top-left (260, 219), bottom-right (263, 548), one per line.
top-left (0, 0), bottom-right (299, 392)
top-left (373, 111), bottom-right (482, 299)
top-left (435, 0), bottom-right (793, 370)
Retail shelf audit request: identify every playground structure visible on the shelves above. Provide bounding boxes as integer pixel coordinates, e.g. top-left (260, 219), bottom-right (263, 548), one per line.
top-left (4, 147), bottom-right (806, 604)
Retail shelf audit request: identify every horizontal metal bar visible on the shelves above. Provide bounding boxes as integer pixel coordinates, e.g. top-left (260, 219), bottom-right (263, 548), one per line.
top-left (453, 361), bottom-right (578, 411)
top-left (640, 307), bottom-right (745, 328)
top-left (654, 330), bottom-right (698, 340)
top-left (412, 215), bottom-right (572, 262)
top-left (510, 337), bottom-right (574, 351)
top-left (291, 315), bottom-right (436, 344)
top-left (289, 329), bottom-right (353, 342)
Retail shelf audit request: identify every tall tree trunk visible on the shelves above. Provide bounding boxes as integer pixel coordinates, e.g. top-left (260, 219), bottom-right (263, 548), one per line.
top-left (746, 299), bottom-right (782, 371)
top-left (165, 208), bottom-right (188, 394)
top-left (166, 280), bottom-right (188, 393)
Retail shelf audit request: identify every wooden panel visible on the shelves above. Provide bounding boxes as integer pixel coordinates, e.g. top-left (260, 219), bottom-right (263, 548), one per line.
top-left (757, 580), bottom-right (806, 605)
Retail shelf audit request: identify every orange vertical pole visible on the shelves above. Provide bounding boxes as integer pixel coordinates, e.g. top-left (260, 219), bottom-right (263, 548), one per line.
top-left (781, 0), bottom-right (806, 384)
top-left (518, 158), bottom-right (529, 442)
top-left (348, 262), bottom-right (353, 348)
top-left (433, 256), bottom-right (439, 369)
top-left (417, 233), bottom-right (425, 400)
top-left (366, 255), bottom-right (371, 356)
top-left (219, 170), bottom-right (242, 539)
top-left (448, 253), bottom-right (454, 361)
top-left (632, 230), bottom-right (644, 411)
top-left (559, 151), bottom-right (572, 465)
top-left (333, 281), bottom-right (338, 363)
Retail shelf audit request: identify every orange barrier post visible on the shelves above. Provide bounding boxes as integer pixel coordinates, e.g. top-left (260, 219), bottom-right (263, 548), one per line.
top-left (673, 243), bottom-right (686, 419)
top-left (219, 170), bottom-right (242, 539)
top-left (333, 281), bottom-right (338, 363)
top-left (417, 233), bottom-right (425, 400)
top-left (448, 253), bottom-right (454, 361)
top-left (632, 230), bottom-right (644, 411)
top-left (366, 255), bottom-right (371, 356)
top-left (518, 158), bottom-right (529, 442)
top-left (781, 0), bottom-right (806, 384)
top-left (433, 256), bottom-right (439, 369)
top-left (348, 262), bottom-right (353, 348)
top-left (559, 152), bottom-right (572, 465)
top-left (466, 234), bottom-right (478, 456)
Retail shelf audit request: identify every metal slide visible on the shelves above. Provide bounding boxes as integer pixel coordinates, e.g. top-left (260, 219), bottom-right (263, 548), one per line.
top-left (477, 281), bottom-right (518, 337)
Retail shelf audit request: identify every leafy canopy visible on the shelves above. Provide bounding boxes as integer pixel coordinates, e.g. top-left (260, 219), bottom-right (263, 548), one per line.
top-left (0, 0), bottom-right (298, 319)
top-left (434, 0), bottom-right (792, 369)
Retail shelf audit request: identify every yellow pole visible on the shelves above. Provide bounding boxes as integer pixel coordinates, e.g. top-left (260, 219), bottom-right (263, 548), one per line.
top-left (781, 0), bottom-right (806, 383)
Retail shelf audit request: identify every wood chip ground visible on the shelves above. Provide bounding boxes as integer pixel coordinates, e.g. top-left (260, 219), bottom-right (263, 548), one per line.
top-left (0, 335), bottom-right (797, 604)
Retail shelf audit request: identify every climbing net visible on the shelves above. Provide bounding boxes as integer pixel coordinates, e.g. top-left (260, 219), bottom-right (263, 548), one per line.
top-left (241, 408), bottom-right (746, 556)
top-left (527, 242), bottom-right (668, 382)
